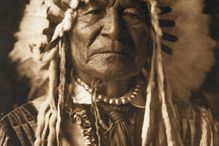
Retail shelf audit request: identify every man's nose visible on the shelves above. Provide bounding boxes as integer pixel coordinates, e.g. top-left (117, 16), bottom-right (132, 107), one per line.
top-left (101, 9), bottom-right (120, 40)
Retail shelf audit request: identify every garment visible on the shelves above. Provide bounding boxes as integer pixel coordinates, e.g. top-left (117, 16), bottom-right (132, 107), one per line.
top-left (0, 99), bottom-right (218, 146)
top-left (0, 102), bottom-right (144, 146)
top-left (0, 82), bottom-right (219, 146)
top-left (0, 103), bottom-right (37, 146)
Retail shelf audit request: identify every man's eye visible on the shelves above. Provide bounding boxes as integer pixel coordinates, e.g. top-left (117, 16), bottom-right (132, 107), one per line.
top-left (85, 8), bottom-right (103, 15)
top-left (123, 9), bottom-right (142, 21)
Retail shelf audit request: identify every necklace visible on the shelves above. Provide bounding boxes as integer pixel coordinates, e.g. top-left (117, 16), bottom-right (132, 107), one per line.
top-left (76, 77), bottom-right (143, 105)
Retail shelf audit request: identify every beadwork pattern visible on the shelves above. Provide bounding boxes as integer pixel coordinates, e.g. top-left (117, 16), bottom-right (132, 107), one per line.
top-left (76, 77), bottom-right (143, 105)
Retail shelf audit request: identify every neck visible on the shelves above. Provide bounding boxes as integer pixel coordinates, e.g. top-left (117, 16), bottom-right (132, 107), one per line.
top-left (75, 71), bottom-right (135, 98)
top-left (102, 79), bottom-right (134, 98)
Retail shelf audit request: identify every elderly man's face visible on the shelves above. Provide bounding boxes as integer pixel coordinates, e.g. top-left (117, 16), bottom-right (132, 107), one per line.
top-left (70, 0), bottom-right (150, 80)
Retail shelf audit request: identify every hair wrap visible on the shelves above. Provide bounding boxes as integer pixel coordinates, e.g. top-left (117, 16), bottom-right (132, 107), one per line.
top-left (142, 0), bottom-right (183, 146)
top-left (34, 1), bottom-right (89, 146)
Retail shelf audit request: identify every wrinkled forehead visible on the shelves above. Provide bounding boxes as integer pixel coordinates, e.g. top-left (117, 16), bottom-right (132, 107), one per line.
top-left (78, 0), bottom-right (147, 10)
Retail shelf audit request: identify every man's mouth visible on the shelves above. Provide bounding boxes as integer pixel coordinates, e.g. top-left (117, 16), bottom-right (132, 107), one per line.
top-left (89, 50), bottom-right (132, 58)
top-left (88, 39), bottom-right (134, 59)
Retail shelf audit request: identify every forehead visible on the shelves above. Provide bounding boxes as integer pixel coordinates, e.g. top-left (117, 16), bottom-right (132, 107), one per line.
top-left (79, 0), bottom-right (146, 9)
top-left (106, 0), bottom-right (145, 7)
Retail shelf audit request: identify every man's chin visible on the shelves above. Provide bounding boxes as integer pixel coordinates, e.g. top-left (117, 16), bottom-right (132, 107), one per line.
top-left (76, 55), bottom-right (144, 81)
top-left (89, 64), bottom-right (140, 81)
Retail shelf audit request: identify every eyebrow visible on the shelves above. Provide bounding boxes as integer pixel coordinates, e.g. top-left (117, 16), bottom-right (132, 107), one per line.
top-left (123, 0), bottom-right (146, 8)
top-left (78, 0), bottom-right (107, 11)
top-left (78, 0), bottom-right (146, 13)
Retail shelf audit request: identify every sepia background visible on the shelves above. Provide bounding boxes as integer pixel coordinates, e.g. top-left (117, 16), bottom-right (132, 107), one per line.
top-left (0, 0), bottom-right (219, 121)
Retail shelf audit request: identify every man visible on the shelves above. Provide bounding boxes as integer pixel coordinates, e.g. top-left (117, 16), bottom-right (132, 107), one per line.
top-left (0, 0), bottom-right (218, 146)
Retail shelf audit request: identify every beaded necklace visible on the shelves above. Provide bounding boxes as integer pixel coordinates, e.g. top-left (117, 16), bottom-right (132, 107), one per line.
top-left (75, 77), bottom-right (144, 105)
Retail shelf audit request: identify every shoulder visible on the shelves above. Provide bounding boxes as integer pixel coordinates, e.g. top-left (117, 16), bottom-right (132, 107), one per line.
top-left (0, 97), bottom-right (45, 146)
top-left (0, 102), bottom-right (38, 126)
top-left (0, 115), bottom-right (10, 146)
top-left (0, 95), bottom-right (46, 124)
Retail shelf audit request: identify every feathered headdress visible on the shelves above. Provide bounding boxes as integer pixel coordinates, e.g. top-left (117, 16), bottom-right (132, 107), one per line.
top-left (9, 0), bottom-right (216, 145)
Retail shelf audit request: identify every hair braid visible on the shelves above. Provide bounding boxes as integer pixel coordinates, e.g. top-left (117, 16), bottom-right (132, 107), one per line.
top-left (34, 1), bottom-right (90, 145)
top-left (142, 0), bottom-right (183, 146)
top-left (41, 109), bottom-right (52, 141)
top-left (55, 38), bottom-right (67, 145)
top-left (141, 31), bottom-right (156, 146)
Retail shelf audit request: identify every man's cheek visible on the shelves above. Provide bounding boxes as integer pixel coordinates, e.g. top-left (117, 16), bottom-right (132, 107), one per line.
top-left (72, 24), bottom-right (93, 43)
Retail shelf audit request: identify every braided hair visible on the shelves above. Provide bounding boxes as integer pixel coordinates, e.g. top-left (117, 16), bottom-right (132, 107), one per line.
top-left (34, 1), bottom-right (89, 146)
top-left (142, 1), bottom-right (183, 146)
